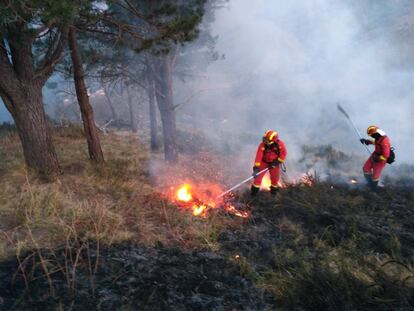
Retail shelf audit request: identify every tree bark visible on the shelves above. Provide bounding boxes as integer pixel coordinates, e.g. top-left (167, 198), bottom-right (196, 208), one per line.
top-left (152, 54), bottom-right (178, 162)
top-left (2, 84), bottom-right (60, 177)
top-left (126, 85), bottom-right (139, 133)
top-left (0, 30), bottom-right (62, 178)
top-left (68, 26), bottom-right (104, 163)
top-left (147, 75), bottom-right (160, 151)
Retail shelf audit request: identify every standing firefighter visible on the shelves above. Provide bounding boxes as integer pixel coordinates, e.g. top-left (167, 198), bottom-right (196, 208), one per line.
top-left (251, 130), bottom-right (287, 196)
top-left (360, 125), bottom-right (392, 189)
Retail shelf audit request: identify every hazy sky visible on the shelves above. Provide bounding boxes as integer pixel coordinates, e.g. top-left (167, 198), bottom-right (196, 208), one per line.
top-left (0, 102), bottom-right (10, 122)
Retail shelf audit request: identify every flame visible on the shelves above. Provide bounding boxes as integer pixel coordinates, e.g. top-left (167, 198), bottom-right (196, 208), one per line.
top-left (192, 204), bottom-right (207, 217)
top-left (260, 174), bottom-right (271, 190)
top-left (350, 179), bottom-right (358, 184)
top-left (172, 170), bottom-right (320, 219)
top-left (177, 184), bottom-right (192, 202)
top-left (259, 172), bottom-right (312, 189)
top-left (224, 205), bottom-right (249, 218)
top-left (173, 183), bottom-right (249, 218)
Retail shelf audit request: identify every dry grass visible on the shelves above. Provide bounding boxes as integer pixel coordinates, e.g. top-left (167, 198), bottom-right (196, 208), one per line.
top-left (0, 128), bottom-right (243, 264)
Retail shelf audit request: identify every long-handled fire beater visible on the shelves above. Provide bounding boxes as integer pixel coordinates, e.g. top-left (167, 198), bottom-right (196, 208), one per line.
top-left (216, 163), bottom-right (287, 199)
top-left (216, 167), bottom-right (270, 199)
top-left (337, 104), bottom-right (371, 155)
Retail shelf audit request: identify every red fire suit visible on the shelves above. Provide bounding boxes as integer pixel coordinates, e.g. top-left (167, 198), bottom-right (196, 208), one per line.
top-left (363, 135), bottom-right (391, 182)
top-left (253, 140), bottom-right (287, 188)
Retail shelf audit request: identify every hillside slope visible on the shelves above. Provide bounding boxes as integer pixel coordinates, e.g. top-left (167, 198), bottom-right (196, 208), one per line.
top-left (0, 131), bottom-right (413, 310)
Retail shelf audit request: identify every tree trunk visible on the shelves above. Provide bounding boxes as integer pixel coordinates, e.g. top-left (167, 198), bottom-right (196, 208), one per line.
top-left (2, 84), bottom-right (60, 178)
top-left (126, 85), bottom-right (139, 133)
top-left (103, 85), bottom-right (120, 128)
top-left (153, 54), bottom-right (178, 162)
top-left (68, 26), bottom-right (104, 163)
top-left (0, 23), bottom-right (67, 179)
top-left (147, 76), bottom-right (160, 151)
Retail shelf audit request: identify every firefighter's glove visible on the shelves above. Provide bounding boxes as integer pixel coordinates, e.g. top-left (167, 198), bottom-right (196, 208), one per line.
top-left (360, 139), bottom-right (370, 145)
top-left (252, 166), bottom-right (260, 178)
top-left (270, 160), bottom-right (280, 168)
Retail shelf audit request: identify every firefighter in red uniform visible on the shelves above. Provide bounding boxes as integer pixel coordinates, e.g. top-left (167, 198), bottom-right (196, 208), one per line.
top-left (251, 130), bottom-right (287, 196)
top-left (360, 125), bottom-right (391, 189)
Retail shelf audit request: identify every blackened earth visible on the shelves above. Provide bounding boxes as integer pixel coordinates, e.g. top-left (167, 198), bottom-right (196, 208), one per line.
top-left (0, 245), bottom-right (272, 311)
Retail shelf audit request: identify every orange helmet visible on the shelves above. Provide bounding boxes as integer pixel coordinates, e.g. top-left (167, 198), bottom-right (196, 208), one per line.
top-left (263, 130), bottom-right (278, 145)
top-left (367, 125), bottom-right (378, 136)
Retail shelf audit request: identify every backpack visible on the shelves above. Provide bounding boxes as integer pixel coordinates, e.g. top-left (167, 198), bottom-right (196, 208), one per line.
top-left (387, 147), bottom-right (395, 164)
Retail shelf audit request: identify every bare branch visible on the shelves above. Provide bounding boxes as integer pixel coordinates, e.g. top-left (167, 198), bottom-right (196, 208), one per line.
top-left (116, 0), bottom-right (146, 20)
top-left (34, 26), bottom-right (69, 83)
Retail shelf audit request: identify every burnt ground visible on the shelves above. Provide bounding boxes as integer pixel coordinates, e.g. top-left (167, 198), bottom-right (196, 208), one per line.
top-left (220, 184), bottom-right (414, 311)
top-left (0, 245), bottom-right (271, 311)
top-left (1, 184), bottom-right (414, 311)
top-left (223, 184), bottom-right (414, 265)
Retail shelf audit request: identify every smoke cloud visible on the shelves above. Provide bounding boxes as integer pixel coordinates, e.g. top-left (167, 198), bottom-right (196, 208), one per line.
top-left (177, 0), bottom-right (414, 168)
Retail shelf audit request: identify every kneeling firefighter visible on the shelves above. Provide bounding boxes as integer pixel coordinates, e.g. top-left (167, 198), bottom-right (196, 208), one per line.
top-left (251, 130), bottom-right (287, 196)
top-left (360, 125), bottom-right (393, 189)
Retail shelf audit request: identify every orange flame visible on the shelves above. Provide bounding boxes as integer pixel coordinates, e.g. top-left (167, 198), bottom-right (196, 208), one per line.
top-left (260, 174), bottom-right (271, 190)
top-left (177, 184), bottom-right (192, 202)
top-left (259, 173), bottom-right (287, 189)
top-left (174, 183), bottom-right (249, 218)
top-left (192, 204), bottom-right (207, 216)
top-left (224, 205), bottom-right (249, 218)
top-left (350, 179), bottom-right (358, 184)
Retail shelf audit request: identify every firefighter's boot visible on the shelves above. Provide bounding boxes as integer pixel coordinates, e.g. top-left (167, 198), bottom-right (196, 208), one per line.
top-left (250, 185), bottom-right (259, 196)
top-left (369, 180), bottom-right (379, 191)
top-left (364, 173), bottom-right (372, 184)
top-left (364, 173), bottom-right (375, 189)
top-left (270, 186), bottom-right (279, 195)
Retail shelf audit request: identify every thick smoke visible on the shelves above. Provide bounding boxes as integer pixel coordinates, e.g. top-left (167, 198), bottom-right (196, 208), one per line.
top-left (177, 0), bottom-right (414, 170)
top-left (1, 0), bottom-right (412, 185)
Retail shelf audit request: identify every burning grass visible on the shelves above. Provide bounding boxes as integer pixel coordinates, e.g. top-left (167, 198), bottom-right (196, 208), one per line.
top-left (172, 183), bottom-right (249, 218)
top-left (0, 129), bottom-right (247, 261)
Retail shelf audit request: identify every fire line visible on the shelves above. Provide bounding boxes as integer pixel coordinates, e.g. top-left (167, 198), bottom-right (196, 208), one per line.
top-left (174, 184), bottom-right (249, 218)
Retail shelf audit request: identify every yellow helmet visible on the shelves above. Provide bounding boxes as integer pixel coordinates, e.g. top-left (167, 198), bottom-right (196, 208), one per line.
top-left (367, 125), bottom-right (378, 136)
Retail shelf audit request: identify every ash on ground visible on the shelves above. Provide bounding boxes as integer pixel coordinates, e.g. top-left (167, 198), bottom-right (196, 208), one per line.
top-left (0, 245), bottom-right (272, 311)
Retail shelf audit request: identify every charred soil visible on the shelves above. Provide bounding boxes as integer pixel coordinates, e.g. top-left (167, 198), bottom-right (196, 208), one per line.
top-left (220, 185), bottom-right (414, 311)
